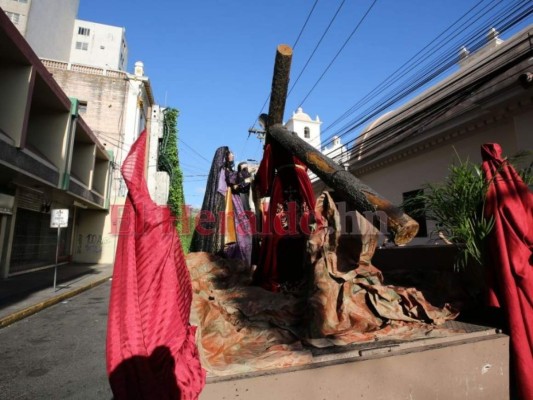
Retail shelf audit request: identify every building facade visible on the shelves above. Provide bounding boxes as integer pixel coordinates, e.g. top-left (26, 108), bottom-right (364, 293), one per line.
top-left (285, 107), bottom-right (322, 150)
top-left (0, 11), bottom-right (111, 278)
top-left (0, 0), bottom-right (79, 61)
top-left (1, 1), bottom-right (128, 71)
top-left (0, 7), bottom-right (167, 276)
top-left (70, 19), bottom-right (128, 71)
top-left (42, 58), bottom-right (168, 264)
top-left (312, 26), bottom-right (533, 244)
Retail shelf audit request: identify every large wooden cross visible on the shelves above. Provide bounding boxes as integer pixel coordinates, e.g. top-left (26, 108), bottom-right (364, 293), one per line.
top-left (263, 44), bottom-right (419, 245)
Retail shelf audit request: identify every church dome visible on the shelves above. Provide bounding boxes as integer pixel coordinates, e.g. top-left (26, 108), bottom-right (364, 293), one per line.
top-left (292, 107), bottom-right (313, 122)
top-left (353, 110), bottom-right (395, 160)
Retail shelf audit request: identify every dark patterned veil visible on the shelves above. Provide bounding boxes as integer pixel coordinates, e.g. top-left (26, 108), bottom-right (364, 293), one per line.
top-left (189, 146), bottom-right (229, 254)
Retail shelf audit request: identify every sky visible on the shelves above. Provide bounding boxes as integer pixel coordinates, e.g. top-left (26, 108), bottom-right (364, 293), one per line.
top-left (78, 0), bottom-right (532, 208)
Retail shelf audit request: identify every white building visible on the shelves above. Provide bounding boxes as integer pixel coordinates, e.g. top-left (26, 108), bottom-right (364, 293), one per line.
top-left (284, 107), bottom-right (350, 167)
top-left (70, 19), bottom-right (128, 71)
top-left (323, 136), bottom-right (349, 167)
top-left (285, 107), bottom-right (322, 150)
top-left (1, 1), bottom-right (128, 71)
top-left (0, 0), bottom-right (79, 61)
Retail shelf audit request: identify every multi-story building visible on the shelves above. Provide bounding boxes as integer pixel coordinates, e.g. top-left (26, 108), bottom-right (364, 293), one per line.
top-left (0, 0), bottom-right (79, 61)
top-left (70, 19), bottom-right (128, 71)
top-left (1, 0), bottom-right (127, 71)
top-left (0, 5), bottom-right (167, 275)
top-left (0, 11), bottom-right (111, 277)
top-left (42, 58), bottom-right (169, 264)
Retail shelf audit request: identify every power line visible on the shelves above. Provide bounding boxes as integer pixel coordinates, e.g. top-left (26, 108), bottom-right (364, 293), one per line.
top-left (340, 34), bottom-right (532, 166)
top-left (292, 0), bottom-right (320, 50)
top-left (297, 0), bottom-right (379, 107)
top-left (321, 0), bottom-right (530, 150)
top-left (248, 0), bottom-right (324, 131)
top-left (177, 137), bottom-right (210, 163)
top-left (287, 0), bottom-right (346, 98)
top-left (321, 0), bottom-right (494, 138)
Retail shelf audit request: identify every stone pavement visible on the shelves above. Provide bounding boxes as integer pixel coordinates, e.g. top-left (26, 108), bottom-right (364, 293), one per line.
top-left (0, 262), bottom-right (113, 328)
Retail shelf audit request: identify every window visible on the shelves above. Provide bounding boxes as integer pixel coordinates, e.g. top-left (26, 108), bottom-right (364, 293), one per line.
top-left (78, 27), bottom-right (90, 36)
top-left (5, 11), bottom-right (20, 25)
top-left (402, 189), bottom-right (428, 237)
top-left (78, 101), bottom-right (87, 114)
top-left (304, 127), bottom-right (310, 139)
top-left (75, 41), bottom-right (88, 51)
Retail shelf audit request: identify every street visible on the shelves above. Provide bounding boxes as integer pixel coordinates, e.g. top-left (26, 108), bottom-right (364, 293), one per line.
top-left (0, 281), bottom-right (113, 399)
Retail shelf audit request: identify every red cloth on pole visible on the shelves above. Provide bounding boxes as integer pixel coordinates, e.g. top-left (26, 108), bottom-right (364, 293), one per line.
top-left (481, 143), bottom-right (533, 400)
top-left (106, 130), bottom-right (205, 399)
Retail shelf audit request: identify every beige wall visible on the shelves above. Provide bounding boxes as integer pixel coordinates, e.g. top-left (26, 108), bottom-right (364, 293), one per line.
top-left (49, 69), bottom-right (128, 141)
top-left (0, 0), bottom-right (31, 35)
top-left (72, 208), bottom-right (117, 264)
top-left (0, 65), bottom-right (32, 145)
top-left (357, 118), bottom-right (518, 207)
top-left (514, 109), bottom-right (533, 150)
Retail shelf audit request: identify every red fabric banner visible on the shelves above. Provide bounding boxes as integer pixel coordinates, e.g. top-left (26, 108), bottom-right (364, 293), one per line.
top-left (106, 130), bottom-right (205, 399)
top-left (481, 143), bottom-right (532, 400)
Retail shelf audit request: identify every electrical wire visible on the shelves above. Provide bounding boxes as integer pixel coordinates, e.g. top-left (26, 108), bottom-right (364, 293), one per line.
top-left (340, 34), bottom-right (532, 166)
top-left (297, 0), bottom-right (379, 107)
top-left (321, 0), bottom-right (530, 151)
top-left (287, 0), bottom-right (347, 97)
top-left (248, 0), bottom-right (324, 131)
top-left (292, 0), bottom-right (320, 50)
top-left (321, 0), bottom-right (495, 138)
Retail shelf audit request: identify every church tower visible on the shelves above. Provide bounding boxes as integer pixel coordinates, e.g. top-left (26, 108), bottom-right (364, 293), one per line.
top-left (284, 107), bottom-right (322, 150)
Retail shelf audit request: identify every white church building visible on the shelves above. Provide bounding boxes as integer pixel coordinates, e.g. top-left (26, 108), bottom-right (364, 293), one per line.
top-left (284, 107), bottom-right (348, 169)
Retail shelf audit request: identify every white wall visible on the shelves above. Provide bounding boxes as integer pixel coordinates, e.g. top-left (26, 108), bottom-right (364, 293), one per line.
top-left (147, 105), bottom-right (170, 205)
top-left (25, 0), bottom-right (79, 60)
top-left (70, 20), bottom-right (127, 70)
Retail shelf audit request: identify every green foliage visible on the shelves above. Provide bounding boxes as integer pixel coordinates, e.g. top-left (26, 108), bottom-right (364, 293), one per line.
top-left (179, 213), bottom-right (196, 255)
top-left (402, 157), bottom-right (494, 270)
top-left (158, 108), bottom-right (186, 236)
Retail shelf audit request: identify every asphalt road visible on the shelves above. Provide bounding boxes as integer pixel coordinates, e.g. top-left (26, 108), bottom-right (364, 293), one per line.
top-left (0, 281), bottom-right (113, 399)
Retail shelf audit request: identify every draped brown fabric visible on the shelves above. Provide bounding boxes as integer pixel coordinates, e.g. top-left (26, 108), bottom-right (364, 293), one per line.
top-left (188, 191), bottom-right (459, 376)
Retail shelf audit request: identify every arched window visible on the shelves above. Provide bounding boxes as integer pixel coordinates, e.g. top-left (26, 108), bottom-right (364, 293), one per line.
top-left (304, 127), bottom-right (310, 139)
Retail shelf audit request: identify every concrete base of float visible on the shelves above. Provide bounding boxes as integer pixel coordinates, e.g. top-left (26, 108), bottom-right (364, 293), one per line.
top-left (201, 321), bottom-right (509, 400)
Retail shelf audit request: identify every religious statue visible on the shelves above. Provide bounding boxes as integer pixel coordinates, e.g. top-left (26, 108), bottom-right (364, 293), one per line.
top-left (190, 147), bottom-right (253, 265)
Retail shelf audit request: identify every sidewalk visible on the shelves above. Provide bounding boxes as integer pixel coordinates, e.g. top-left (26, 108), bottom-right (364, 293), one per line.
top-left (0, 262), bottom-right (113, 328)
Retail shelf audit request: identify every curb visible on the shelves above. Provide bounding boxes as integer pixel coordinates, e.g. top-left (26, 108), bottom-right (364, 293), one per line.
top-left (0, 275), bottom-right (112, 329)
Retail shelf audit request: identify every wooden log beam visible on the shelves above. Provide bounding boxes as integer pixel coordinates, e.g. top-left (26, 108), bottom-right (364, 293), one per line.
top-left (267, 44), bottom-right (293, 127)
top-left (268, 124), bottom-right (419, 245)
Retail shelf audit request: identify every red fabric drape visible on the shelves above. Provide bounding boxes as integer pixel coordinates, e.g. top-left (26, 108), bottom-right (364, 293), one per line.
top-left (253, 142), bottom-right (317, 291)
top-left (106, 130), bottom-right (205, 399)
top-left (481, 143), bottom-right (533, 400)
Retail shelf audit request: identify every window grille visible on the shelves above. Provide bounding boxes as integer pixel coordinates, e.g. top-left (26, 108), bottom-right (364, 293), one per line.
top-left (78, 27), bottom-right (90, 36)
